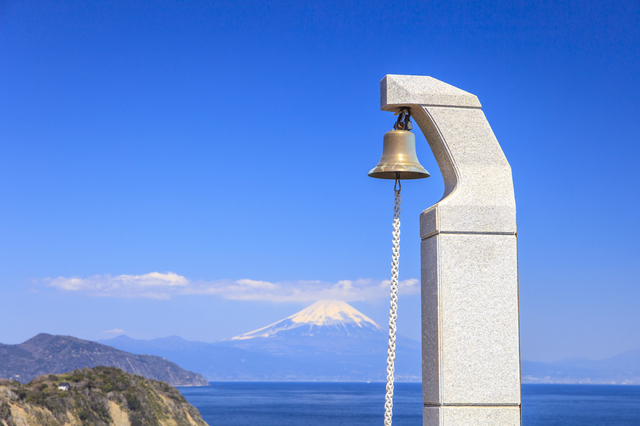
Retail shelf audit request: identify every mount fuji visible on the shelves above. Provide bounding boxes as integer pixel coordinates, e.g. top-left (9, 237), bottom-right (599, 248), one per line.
top-left (233, 300), bottom-right (383, 340)
top-left (100, 300), bottom-right (421, 382)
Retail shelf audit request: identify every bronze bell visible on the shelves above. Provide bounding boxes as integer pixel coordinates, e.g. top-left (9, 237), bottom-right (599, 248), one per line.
top-left (368, 112), bottom-right (430, 180)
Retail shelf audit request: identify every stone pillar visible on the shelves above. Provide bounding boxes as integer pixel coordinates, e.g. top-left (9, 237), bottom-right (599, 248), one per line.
top-left (381, 75), bottom-right (521, 425)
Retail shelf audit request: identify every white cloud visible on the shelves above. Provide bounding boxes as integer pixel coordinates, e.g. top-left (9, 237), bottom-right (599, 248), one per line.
top-left (104, 329), bottom-right (125, 334)
top-left (44, 272), bottom-right (188, 300)
top-left (43, 272), bottom-right (419, 302)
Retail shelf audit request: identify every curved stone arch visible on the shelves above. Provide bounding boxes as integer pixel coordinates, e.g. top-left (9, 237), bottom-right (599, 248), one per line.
top-left (381, 74), bottom-right (516, 238)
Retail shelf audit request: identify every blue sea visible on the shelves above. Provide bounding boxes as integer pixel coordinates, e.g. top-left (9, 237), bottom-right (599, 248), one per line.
top-left (179, 383), bottom-right (640, 425)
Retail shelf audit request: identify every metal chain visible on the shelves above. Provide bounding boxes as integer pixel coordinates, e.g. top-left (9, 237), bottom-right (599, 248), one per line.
top-left (384, 178), bottom-right (401, 426)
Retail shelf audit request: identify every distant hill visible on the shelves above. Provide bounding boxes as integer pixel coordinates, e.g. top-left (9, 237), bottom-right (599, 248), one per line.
top-left (0, 366), bottom-right (208, 426)
top-left (522, 349), bottom-right (640, 384)
top-left (99, 334), bottom-right (303, 382)
top-left (0, 333), bottom-right (208, 386)
top-left (102, 300), bottom-right (422, 382)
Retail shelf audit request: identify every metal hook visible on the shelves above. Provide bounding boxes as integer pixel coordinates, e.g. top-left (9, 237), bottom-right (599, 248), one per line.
top-left (394, 173), bottom-right (401, 192)
top-left (394, 108), bottom-right (412, 131)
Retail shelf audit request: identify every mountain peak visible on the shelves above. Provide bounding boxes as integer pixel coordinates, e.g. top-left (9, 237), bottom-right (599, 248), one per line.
top-left (2, 334), bottom-right (208, 386)
top-left (289, 300), bottom-right (378, 327)
top-left (231, 300), bottom-right (382, 340)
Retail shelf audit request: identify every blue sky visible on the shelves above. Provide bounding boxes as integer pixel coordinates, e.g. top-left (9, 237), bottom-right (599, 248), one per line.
top-left (0, 0), bottom-right (638, 362)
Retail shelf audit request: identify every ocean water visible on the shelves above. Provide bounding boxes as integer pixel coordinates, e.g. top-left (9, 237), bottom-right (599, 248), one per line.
top-left (179, 383), bottom-right (640, 425)
top-left (522, 384), bottom-right (640, 425)
top-left (179, 382), bottom-right (419, 425)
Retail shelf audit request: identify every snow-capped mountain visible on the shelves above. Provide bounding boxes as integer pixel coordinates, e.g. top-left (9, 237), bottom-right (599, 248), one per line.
top-left (101, 300), bottom-right (421, 382)
top-left (217, 300), bottom-right (420, 381)
top-left (232, 300), bottom-right (383, 340)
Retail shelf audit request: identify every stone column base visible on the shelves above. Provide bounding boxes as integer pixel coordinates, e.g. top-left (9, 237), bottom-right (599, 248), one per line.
top-left (424, 406), bottom-right (521, 426)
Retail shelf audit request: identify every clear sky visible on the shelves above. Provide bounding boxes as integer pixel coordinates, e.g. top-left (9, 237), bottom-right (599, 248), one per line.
top-left (1, 0), bottom-right (638, 363)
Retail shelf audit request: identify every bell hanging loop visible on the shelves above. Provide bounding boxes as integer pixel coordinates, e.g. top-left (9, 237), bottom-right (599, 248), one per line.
top-left (368, 109), bottom-right (430, 180)
top-left (393, 109), bottom-right (412, 131)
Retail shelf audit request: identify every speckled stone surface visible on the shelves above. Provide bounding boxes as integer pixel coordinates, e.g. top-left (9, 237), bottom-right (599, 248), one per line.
top-left (416, 106), bottom-right (516, 237)
top-left (422, 234), bottom-right (520, 404)
top-left (380, 75), bottom-right (521, 425)
top-left (423, 406), bottom-right (521, 426)
top-left (381, 74), bottom-right (482, 110)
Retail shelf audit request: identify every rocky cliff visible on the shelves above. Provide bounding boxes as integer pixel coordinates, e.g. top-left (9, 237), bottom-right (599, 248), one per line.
top-left (0, 366), bottom-right (208, 426)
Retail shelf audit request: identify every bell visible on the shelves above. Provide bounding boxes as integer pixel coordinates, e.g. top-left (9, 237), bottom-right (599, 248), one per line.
top-left (368, 130), bottom-right (430, 180)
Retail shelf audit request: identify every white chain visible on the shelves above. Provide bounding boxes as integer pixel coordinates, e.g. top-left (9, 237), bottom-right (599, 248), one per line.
top-left (384, 186), bottom-right (401, 426)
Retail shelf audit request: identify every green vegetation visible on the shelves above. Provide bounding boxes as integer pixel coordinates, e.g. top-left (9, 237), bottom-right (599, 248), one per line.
top-left (0, 402), bottom-right (16, 426)
top-left (0, 366), bottom-right (207, 426)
